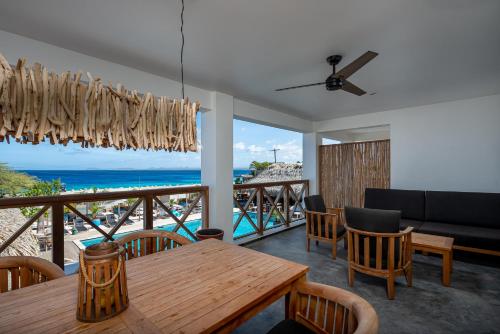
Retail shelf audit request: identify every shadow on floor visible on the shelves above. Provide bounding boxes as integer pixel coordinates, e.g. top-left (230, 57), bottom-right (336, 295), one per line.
top-left (233, 226), bottom-right (500, 334)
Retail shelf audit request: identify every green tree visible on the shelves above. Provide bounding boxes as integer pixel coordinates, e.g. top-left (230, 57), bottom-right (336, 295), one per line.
top-left (0, 163), bottom-right (37, 196)
top-left (249, 161), bottom-right (272, 176)
top-left (20, 179), bottom-right (63, 217)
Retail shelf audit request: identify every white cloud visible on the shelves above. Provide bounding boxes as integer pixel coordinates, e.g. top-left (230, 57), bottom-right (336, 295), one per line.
top-left (233, 142), bottom-right (246, 150)
top-left (247, 144), bottom-right (266, 153)
top-left (272, 140), bottom-right (303, 162)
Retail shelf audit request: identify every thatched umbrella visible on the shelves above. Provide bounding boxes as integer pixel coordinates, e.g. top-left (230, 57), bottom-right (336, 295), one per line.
top-left (0, 208), bottom-right (40, 257)
top-left (245, 163), bottom-right (304, 197)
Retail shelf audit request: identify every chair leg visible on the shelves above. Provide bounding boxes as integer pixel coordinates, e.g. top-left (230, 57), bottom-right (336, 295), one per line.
top-left (348, 266), bottom-right (355, 287)
top-left (331, 240), bottom-right (337, 259)
top-left (306, 237), bottom-right (310, 252)
top-left (387, 274), bottom-right (395, 299)
top-left (405, 263), bottom-right (413, 287)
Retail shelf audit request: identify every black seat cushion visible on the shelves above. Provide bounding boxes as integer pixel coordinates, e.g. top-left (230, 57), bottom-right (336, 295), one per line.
top-left (304, 195), bottom-right (327, 213)
top-left (425, 191), bottom-right (500, 229)
top-left (267, 319), bottom-right (315, 334)
top-left (419, 222), bottom-right (500, 251)
top-left (400, 219), bottom-right (424, 231)
top-left (364, 188), bottom-right (426, 221)
top-left (345, 207), bottom-right (401, 268)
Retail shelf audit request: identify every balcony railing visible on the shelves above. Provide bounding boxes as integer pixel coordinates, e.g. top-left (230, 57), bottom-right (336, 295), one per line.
top-left (0, 180), bottom-right (309, 269)
top-left (0, 185), bottom-right (209, 269)
top-left (233, 180), bottom-right (309, 239)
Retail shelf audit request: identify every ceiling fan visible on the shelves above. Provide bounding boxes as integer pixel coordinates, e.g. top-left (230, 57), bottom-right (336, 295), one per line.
top-left (275, 51), bottom-right (378, 96)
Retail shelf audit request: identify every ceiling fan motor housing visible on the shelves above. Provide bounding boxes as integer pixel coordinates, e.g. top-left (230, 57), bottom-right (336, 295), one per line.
top-left (326, 77), bottom-right (343, 91)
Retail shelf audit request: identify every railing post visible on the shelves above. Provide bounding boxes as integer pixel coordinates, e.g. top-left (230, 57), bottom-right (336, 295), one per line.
top-left (144, 195), bottom-right (154, 230)
top-left (52, 203), bottom-right (65, 270)
top-left (202, 188), bottom-right (209, 229)
top-left (284, 185), bottom-right (290, 226)
top-left (257, 187), bottom-right (264, 235)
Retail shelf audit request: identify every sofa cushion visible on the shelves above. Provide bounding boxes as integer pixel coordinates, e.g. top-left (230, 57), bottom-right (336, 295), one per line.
top-left (419, 222), bottom-right (500, 251)
top-left (364, 188), bottom-right (426, 221)
top-left (400, 219), bottom-right (424, 231)
top-left (425, 191), bottom-right (500, 229)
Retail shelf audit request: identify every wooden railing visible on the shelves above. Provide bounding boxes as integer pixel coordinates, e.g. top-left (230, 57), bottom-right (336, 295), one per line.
top-left (0, 186), bottom-right (209, 269)
top-left (233, 180), bottom-right (309, 239)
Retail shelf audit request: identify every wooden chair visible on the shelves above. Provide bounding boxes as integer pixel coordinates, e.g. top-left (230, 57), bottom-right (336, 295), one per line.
top-left (304, 195), bottom-right (346, 259)
top-left (0, 256), bottom-right (65, 293)
top-left (116, 230), bottom-right (192, 260)
top-left (268, 281), bottom-right (378, 334)
top-left (345, 207), bottom-right (413, 300)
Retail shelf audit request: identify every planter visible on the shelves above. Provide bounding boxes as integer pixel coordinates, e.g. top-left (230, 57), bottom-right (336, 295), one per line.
top-left (196, 228), bottom-right (224, 241)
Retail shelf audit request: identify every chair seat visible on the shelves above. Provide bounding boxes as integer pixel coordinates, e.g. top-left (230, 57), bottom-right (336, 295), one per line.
top-left (267, 319), bottom-right (315, 334)
top-left (313, 220), bottom-right (346, 239)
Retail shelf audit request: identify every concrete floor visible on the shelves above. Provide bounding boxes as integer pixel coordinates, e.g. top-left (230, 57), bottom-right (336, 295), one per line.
top-left (234, 225), bottom-right (500, 334)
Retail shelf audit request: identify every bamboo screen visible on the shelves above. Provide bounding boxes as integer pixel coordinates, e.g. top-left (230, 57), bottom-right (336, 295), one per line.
top-left (319, 140), bottom-right (390, 208)
top-left (0, 53), bottom-right (199, 152)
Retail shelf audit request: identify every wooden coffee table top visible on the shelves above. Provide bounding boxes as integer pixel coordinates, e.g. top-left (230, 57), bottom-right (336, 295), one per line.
top-left (412, 232), bottom-right (454, 251)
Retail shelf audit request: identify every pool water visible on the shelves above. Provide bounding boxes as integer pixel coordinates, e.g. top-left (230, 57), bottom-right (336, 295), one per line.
top-left (79, 211), bottom-right (274, 248)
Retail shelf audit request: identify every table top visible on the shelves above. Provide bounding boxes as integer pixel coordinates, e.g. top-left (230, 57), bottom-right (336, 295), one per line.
top-left (0, 239), bottom-right (308, 334)
top-left (412, 232), bottom-right (454, 251)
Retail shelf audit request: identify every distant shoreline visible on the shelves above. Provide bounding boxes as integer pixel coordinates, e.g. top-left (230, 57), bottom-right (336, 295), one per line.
top-left (18, 169), bottom-right (251, 191)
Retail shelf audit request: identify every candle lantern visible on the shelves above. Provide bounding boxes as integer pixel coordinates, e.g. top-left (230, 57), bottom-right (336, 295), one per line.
top-left (77, 242), bottom-right (128, 322)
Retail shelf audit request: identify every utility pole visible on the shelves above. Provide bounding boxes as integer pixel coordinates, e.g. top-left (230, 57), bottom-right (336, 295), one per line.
top-left (269, 148), bottom-right (280, 163)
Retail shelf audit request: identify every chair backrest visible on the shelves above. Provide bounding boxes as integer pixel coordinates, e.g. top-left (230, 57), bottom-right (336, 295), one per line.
top-left (116, 230), bottom-right (192, 260)
top-left (304, 195), bottom-right (327, 213)
top-left (0, 256), bottom-right (65, 293)
top-left (345, 207), bottom-right (400, 233)
top-left (290, 281), bottom-right (378, 334)
top-left (345, 207), bottom-right (412, 272)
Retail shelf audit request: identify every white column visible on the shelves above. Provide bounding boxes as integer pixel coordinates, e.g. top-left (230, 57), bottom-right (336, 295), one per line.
top-left (201, 92), bottom-right (234, 241)
top-left (302, 132), bottom-right (323, 195)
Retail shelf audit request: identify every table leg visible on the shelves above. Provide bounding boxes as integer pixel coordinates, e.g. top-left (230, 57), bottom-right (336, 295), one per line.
top-left (285, 292), bottom-right (290, 319)
top-left (443, 251), bottom-right (451, 287)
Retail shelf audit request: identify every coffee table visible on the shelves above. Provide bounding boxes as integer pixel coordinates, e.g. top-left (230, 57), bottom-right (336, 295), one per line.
top-left (412, 232), bottom-right (454, 286)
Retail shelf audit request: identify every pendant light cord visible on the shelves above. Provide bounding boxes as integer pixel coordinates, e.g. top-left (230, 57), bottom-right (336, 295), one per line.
top-left (180, 0), bottom-right (185, 99)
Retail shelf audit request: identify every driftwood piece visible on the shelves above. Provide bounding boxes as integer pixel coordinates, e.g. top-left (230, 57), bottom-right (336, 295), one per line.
top-left (0, 53), bottom-right (200, 152)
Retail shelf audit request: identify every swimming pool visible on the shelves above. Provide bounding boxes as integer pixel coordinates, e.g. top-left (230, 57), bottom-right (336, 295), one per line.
top-left (79, 211), bottom-right (273, 248)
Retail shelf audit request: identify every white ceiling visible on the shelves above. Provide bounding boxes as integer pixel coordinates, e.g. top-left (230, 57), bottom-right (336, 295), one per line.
top-left (0, 0), bottom-right (499, 121)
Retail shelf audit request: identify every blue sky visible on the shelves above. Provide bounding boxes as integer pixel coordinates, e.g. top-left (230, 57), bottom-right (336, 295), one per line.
top-left (0, 118), bottom-right (302, 170)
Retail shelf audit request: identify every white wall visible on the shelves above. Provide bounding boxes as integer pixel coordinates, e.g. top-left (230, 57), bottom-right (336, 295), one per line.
top-left (0, 30), bottom-right (312, 133)
top-left (315, 94), bottom-right (500, 193)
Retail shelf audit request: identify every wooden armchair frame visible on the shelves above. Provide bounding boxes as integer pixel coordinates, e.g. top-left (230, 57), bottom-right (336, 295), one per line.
top-left (346, 226), bottom-right (413, 299)
top-left (116, 230), bottom-right (192, 260)
top-left (288, 281), bottom-right (379, 334)
top-left (305, 207), bottom-right (346, 259)
top-left (0, 256), bottom-right (65, 293)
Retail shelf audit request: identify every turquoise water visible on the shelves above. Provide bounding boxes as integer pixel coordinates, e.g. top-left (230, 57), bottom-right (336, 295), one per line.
top-left (79, 211), bottom-right (278, 247)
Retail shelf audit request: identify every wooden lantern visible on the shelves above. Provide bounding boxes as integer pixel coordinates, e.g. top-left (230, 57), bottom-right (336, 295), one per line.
top-left (77, 242), bottom-right (128, 322)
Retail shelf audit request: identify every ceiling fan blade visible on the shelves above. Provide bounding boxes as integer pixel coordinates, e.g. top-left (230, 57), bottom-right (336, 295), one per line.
top-left (335, 51), bottom-right (378, 79)
top-left (275, 82), bottom-right (325, 91)
top-left (342, 80), bottom-right (366, 96)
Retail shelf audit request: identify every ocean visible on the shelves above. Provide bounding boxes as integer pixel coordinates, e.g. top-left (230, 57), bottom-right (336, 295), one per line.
top-left (19, 169), bottom-right (250, 191)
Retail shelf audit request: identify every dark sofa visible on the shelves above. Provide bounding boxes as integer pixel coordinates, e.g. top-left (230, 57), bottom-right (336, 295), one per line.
top-left (364, 188), bottom-right (500, 255)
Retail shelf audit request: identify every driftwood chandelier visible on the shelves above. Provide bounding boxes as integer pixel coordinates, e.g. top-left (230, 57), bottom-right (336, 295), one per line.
top-left (0, 1), bottom-right (200, 152)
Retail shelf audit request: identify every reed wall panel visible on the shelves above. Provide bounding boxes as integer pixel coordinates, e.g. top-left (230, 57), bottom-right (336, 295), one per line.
top-left (319, 140), bottom-right (390, 208)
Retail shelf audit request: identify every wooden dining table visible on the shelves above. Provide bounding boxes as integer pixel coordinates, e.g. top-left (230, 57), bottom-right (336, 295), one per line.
top-left (0, 238), bottom-right (309, 333)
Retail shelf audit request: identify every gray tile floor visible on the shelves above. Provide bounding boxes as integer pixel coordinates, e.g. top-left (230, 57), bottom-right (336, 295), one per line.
top-left (234, 226), bottom-right (500, 334)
